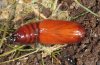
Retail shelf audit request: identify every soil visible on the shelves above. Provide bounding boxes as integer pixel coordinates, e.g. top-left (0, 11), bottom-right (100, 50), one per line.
top-left (0, 0), bottom-right (100, 65)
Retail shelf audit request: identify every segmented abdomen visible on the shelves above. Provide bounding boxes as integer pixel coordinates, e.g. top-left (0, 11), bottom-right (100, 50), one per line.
top-left (13, 23), bottom-right (38, 44)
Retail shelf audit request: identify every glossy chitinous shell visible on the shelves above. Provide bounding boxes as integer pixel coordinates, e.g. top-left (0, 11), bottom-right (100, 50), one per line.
top-left (9, 19), bottom-right (86, 45)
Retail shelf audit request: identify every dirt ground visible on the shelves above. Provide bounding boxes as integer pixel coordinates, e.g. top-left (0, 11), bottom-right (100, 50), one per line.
top-left (0, 0), bottom-right (100, 65)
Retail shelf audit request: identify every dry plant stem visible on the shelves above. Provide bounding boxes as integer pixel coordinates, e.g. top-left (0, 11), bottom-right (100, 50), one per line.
top-left (52, 54), bottom-right (61, 64)
top-left (74, 0), bottom-right (100, 17)
top-left (0, 47), bottom-right (40, 64)
top-left (6, 44), bottom-right (35, 52)
top-left (50, 3), bottom-right (62, 17)
top-left (71, 11), bottom-right (89, 20)
top-left (41, 56), bottom-right (45, 65)
top-left (41, 44), bottom-right (67, 57)
top-left (52, 0), bottom-right (58, 11)
top-left (0, 45), bottom-right (24, 57)
top-left (32, 7), bottom-right (47, 19)
top-left (0, 24), bottom-right (8, 48)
